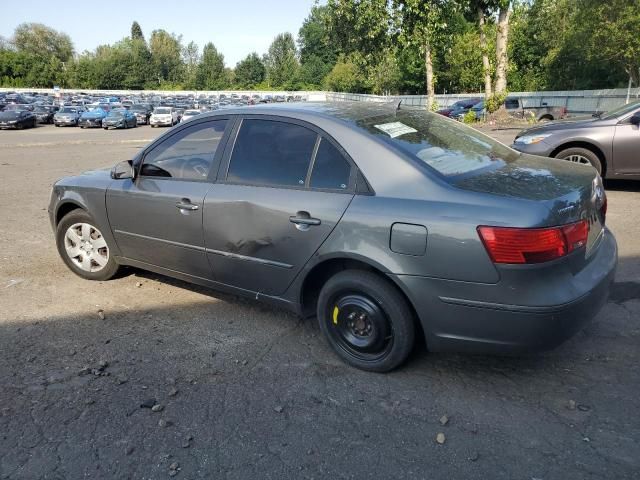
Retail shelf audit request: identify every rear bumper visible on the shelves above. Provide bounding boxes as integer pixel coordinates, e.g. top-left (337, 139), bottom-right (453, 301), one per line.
top-left (392, 229), bottom-right (617, 354)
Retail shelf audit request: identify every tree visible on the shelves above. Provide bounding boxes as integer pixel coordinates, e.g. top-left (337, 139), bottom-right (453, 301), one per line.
top-left (324, 57), bottom-right (362, 92)
top-left (394, 0), bottom-right (459, 109)
top-left (13, 23), bottom-right (73, 63)
top-left (264, 33), bottom-right (298, 88)
top-left (493, 0), bottom-right (511, 94)
top-left (194, 42), bottom-right (226, 90)
top-left (131, 21), bottom-right (145, 42)
top-left (234, 52), bottom-right (265, 88)
top-left (182, 41), bottom-right (200, 88)
top-left (580, 0), bottom-right (640, 87)
top-left (149, 29), bottom-right (184, 85)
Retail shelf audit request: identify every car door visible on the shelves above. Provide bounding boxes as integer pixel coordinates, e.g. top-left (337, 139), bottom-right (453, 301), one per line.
top-left (202, 117), bottom-right (356, 296)
top-left (106, 118), bottom-right (231, 278)
top-left (612, 107), bottom-right (640, 174)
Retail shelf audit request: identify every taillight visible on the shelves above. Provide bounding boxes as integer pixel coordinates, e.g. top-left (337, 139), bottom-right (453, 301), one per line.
top-left (478, 220), bottom-right (589, 264)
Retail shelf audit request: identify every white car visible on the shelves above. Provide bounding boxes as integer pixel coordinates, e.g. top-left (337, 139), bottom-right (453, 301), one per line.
top-left (149, 107), bottom-right (178, 127)
top-left (180, 109), bottom-right (202, 123)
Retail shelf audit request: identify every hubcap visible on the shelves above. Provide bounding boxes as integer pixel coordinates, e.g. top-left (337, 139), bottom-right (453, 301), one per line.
top-left (565, 154), bottom-right (591, 167)
top-left (328, 294), bottom-right (393, 360)
top-left (64, 223), bottom-right (109, 272)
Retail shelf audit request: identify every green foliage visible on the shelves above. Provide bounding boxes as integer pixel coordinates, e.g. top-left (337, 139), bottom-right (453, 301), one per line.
top-left (234, 53), bottom-right (266, 89)
top-left (194, 42), bottom-right (227, 90)
top-left (149, 30), bottom-right (184, 85)
top-left (485, 91), bottom-right (508, 113)
top-left (323, 57), bottom-right (362, 93)
top-left (13, 23), bottom-right (73, 63)
top-left (131, 22), bottom-right (145, 42)
top-left (265, 33), bottom-right (299, 88)
top-left (463, 110), bottom-right (477, 124)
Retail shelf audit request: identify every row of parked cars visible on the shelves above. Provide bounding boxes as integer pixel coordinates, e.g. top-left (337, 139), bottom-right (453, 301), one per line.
top-left (0, 90), bottom-right (307, 130)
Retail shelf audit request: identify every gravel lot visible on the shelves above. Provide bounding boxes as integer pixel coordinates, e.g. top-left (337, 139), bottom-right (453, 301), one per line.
top-left (1, 123), bottom-right (639, 479)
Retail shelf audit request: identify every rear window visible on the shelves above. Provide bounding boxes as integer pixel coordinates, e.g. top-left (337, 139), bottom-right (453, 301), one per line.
top-left (359, 111), bottom-right (519, 178)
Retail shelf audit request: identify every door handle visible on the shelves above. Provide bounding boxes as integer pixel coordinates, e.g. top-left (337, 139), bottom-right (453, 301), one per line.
top-left (289, 211), bottom-right (321, 229)
top-left (176, 199), bottom-right (199, 211)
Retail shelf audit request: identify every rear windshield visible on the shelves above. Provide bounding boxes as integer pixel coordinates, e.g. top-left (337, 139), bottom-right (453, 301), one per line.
top-left (358, 110), bottom-right (519, 178)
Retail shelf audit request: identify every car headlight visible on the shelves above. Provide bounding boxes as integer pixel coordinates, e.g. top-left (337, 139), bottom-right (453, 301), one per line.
top-left (514, 133), bottom-right (553, 145)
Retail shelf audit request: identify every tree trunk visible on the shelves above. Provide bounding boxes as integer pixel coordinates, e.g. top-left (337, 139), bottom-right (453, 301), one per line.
top-left (478, 6), bottom-right (492, 99)
top-left (424, 38), bottom-right (434, 110)
top-left (494, 4), bottom-right (511, 94)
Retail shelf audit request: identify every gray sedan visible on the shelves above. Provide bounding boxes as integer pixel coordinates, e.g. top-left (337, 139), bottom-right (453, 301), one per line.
top-left (48, 103), bottom-right (617, 371)
top-left (513, 101), bottom-right (640, 179)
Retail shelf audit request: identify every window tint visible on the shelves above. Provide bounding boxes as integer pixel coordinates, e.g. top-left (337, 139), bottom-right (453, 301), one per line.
top-left (310, 139), bottom-right (351, 190)
top-left (140, 120), bottom-right (227, 181)
top-left (227, 119), bottom-right (317, 187)
top-left (504, 99), bottom-right (519, 109)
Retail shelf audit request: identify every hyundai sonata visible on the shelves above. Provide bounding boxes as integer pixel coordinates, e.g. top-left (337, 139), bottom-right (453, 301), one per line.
top-left (49, 103), bottom-right (617, 371)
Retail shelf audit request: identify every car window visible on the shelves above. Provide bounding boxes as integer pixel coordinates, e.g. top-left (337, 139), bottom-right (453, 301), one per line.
top-left (504, 99), bottom-right (519, 109)
top-left (227, 119), bottom-right (317, 187)
top-left (309, 139), bottom-right (351, 190)
top-left (140, 120), bottom-right (228, 181)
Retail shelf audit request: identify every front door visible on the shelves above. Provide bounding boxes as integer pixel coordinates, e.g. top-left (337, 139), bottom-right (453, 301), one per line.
top-left (203, 117), bottom-right (355, 296)
top-left (612, 107), bottom-right (640, 175)
top-left (107, 118), bottom-right (230, 278)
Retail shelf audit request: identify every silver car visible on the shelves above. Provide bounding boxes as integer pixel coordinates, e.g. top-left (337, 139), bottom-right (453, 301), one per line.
top-left (513, 101), bottom-right (640, 179)
top-left (49, 103), bottom-right (617, 371)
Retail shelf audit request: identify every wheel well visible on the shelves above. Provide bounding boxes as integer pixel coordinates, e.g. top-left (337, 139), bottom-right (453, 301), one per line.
top-left (550, 141), bottom-right (607, 175)
top-left (300, 258), bottom-right (425, 342)
top-left (55, 203), bottom-right (83, 226)
top-left (539, 114), bottom-right (553, 121)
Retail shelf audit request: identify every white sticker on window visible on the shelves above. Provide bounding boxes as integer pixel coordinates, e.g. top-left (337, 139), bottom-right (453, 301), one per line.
top-left (374, 121), bottom-right (418, 138)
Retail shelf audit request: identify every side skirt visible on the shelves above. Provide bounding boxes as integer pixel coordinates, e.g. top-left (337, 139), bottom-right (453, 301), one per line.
top-left (114, 256), bottom-right (302, 315)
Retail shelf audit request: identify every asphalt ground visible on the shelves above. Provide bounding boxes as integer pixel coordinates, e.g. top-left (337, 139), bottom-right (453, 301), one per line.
top-left (0, 123), bottom-right (638, 479)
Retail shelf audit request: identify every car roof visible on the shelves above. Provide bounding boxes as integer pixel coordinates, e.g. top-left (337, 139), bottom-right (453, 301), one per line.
top-left (195, 101), bottom-right (400, 124)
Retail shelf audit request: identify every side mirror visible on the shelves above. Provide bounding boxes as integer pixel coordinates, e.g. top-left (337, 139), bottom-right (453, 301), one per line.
top-left (630, 112), bottom-right (640, 126)
top-left (111, 160), bottom-right (134, 180)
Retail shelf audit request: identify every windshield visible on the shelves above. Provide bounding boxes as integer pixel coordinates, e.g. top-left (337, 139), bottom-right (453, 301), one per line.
top-left (184, 110), bottom-right (200, 115)
top-left (155, 108), bottom-right (170, 114)
top-left (5, 104), bottom-right (24, 111)
top-left (600, 101), bottom-right (640, 120)
top-left (107, 111), bottom-right (124, 117)
top-left (60, 107), bottom-right (77, 113)
top-left (358, 110), bottom-right (519, 178)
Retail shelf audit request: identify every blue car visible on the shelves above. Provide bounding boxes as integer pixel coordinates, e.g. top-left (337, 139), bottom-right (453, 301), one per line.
top-left (102, 108), bottom-right (137, 129)
top-left (79, 108), bottom-right (108, 128)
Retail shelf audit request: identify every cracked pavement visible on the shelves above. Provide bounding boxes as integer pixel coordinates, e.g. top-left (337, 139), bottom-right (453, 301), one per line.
top-left (0, 125), bottom-right (639, 479)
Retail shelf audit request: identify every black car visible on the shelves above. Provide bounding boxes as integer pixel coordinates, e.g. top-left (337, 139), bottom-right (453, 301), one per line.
top-left (0, 107), bottom-right (37, 129)
top-left (33, 106), bottom-right (55, 124)
top-left (129, 104), bottom-right (152, 125)
top-left (437, 98), bottom-right (482, 118)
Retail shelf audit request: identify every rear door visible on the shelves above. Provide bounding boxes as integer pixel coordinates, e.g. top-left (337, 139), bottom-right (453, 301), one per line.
top-left (202, 116), bottom-right (356, 296)
top-left (612, 106), bottom-right (640, 174)
top-left (106, 118), bottom-right (231, 278)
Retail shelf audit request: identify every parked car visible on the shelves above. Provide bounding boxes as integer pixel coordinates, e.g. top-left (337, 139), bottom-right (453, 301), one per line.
top-left (54, 106), bottom-right (84, 127)
top-left (102, 109), bottom-right (137, 129)
top-left (437, 97), bottom-right (482, 118)
top-left (149, 107), bottom-right (178, 127)
top-left (458, 98), bottom-right (567, 123)
top-left (79, 107), bottom-right (108, 128)
top-left (33, 105), bottom-right (55, 124)
top-left (0, 106), bottom-right (37, 129)
top-left (130, 104), bottom-right (152, 124)
top-left (513, 101), bottom-right (640, 178)
top-left (48, 102), bottom-right (616, 372)
top-left (180, 109), bottom-right (201, 122)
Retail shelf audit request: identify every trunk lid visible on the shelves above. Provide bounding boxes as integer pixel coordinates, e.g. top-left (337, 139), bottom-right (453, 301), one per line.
top-left (452, 154), bottom-right (606, 255)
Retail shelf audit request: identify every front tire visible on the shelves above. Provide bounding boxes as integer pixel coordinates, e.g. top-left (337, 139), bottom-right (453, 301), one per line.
top-left (56, 209), bottom-right (119, 281)
top-left (317, 270), bottom-right (415, 372)
top-left (555, 147), bottom-right (603, 175)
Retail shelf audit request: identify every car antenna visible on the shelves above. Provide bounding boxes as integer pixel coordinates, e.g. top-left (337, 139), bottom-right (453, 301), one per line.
top-left (395, 99), bottom-right (402, 111)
